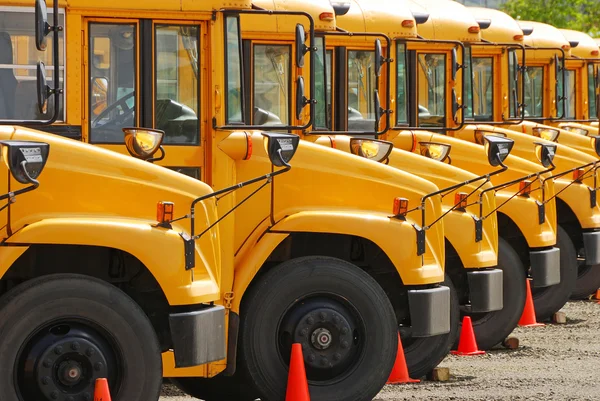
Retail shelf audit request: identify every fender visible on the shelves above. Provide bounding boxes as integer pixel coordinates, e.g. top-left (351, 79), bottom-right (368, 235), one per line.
top-left (4, 218), bottom-right (221, 305)
top-left (495, 192), bottom-right (557, 248)
top-left (443, 208), bottom-right (497, 268)
top-left (231, 210), bottom-right (445, 313)
top-left (554, 179), bottom-right (600, 229)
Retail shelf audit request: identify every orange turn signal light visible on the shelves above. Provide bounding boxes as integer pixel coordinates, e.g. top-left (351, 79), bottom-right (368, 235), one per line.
top-left (455, 192), bottom-right (468, 209)
top-left (393, 197), bottom-right (409, 216)
top-left (513, 34), bottom-right (524, 41)
top-left (468, 26), bottom-right (480, 34)
top-left (518, 180), bottom-right (532, 196)
top-left (320, 12), bottom-right (335, 21)
top-left (573, 168), bottom-right (585, 182)
top-left (592, 50), bottom-right (599, 56)
top-left (402, 20), bottom-right (415, 28)
top-left (157, 201), bottom-right (174, 224)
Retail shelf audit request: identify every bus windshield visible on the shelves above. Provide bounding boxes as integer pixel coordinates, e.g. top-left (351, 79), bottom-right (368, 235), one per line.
top-left (523, 66), bottom-right (543, 118)
top-left (0, 8), bottom-right (64, 121)
top-left (417, 53), bottom-right (446, 128)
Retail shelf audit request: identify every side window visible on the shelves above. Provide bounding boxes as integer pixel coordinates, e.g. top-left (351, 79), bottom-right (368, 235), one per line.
top-left (524, 66), bottom-right (543, 118)
top-left (0, 9), bottom-right (65, 121)
top-left (563, 69), bottom-right (576, 119)
top-left (314, 36), bottom-right (328, 129)
top-left (508, 49), bottom-right (518, 118)
top-left (89, 23), bottom-right (136, 143)
top-left (253, 44), bottom-right (290, 126)
top-left (347, 50), bottom-right (376, 131)
top-left (155, 25), bottom-right (200, 145)
top-left (463, 46), bottom-right (474, 120)
top-left (472, 57), bottom-right (493, 121)
top-left (225, 16), bottom-right (243, 124)
top-left (589, 64), bottom-right (597, 119)
top-left (396, 43), bottom-right (408, 125)
top-left (417, 53), bottom-right (446, 128)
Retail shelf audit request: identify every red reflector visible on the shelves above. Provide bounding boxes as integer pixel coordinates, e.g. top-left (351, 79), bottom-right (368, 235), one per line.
top-left (513, 34), bottom-right (524, 41)
top-left (592, 50), bottom-right (599, 56)
top-left (574, 168), bottom-right (585, 182)
top-left (320, 12), bottom-right (335, 21)
top-left (157, 201), bottom-right (174, 223)
top-left (393, 197), bottom-right (409, 216)
top-left (518, 180), bottom-right (532, 196)
top-left (468, 26), bottom-right (480, 34)
top-left (402, 20), bottom-right (415, 28)
top-left (455, 192), bottom-right (468, 209)
top-left (330, 136), bottom-right (337, 149)
top-left (562, 44), bottom-right (570, 50)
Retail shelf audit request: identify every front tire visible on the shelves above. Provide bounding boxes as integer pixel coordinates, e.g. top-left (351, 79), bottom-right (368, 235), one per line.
top-left (0, 274), bottom-right (162, 401)
top-left (532, 225), bottom-right (578, 321)
top-left (455, 238), bottom-right (526, 350)
top-left (238, 256), bottom-right (397, 401)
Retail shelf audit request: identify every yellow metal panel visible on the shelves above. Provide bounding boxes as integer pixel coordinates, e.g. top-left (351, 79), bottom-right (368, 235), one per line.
top-left (468, 7), bottom-right (524, 44)
top-left (407, 0), bottom-right (481, 42)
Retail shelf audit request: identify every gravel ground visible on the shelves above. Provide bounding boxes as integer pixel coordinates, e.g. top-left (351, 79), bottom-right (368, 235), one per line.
top-left (160, 300), bottom-right (600, 401)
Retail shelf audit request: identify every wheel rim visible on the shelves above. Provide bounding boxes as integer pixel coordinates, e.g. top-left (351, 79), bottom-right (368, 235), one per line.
top-left (278, 296), bottom-right (365, 385)
top-left (15, 319), bottom-right (122, 401)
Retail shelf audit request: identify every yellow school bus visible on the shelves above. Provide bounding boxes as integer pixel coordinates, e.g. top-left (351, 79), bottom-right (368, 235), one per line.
top-left (303, 0), bottom-right (516, 365)
top-left (384, 0), bottom-right (564, 338)
top-left (0, 0), bottom-right (454, 400)
top-left (464, 10), bottom-right (600, 302)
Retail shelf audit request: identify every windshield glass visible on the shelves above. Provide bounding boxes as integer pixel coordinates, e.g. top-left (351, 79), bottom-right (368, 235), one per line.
top-left (347, 50), bottom-right (376, 131)
top-left (472, 57), bottom-right (493, 121)
top-left (225, 16), bottom-right (243, 124)
top-left (589, 63), bottom-right (597, 119)
top-left (508, 49), bottom-right (519, 118)
top-left (396, 43), bottom-right (408, 125)
top-left (253, 44), bottom-right (290, 126)
top-left (0, 9), bottom-right (65, 121)
top-left (560, 69), bottom-right (576, 119)
top-left (463, 47), bottom-right (474, 120)
top-left (314, 36), bottom-right (329, 129)
top-left (523, 66), bottom-right (543, 117)
top-left (417, 53), bottom-right (445, 127)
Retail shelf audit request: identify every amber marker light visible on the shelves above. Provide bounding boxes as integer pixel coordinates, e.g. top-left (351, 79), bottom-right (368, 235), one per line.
top-left (157, 201), bottom-right (174, 225)
top-left (455, 192), bottom-right (468, 209)
top-left (518, 180), bottom-right (532, 196)
top-left (320, 12), bottom-right (335, 21)
top-left (402, 20), bottom-right (415, 28)
top-left (393, 197), bottom-right (409, 216)
top-left (573, 168), bottom-right (585, 182)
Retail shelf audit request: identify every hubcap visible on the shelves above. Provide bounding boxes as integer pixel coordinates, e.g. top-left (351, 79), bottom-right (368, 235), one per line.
top-left (279, 298), bottom-right (363, 383)
top-left (16, 321), bottom-right (121, 401)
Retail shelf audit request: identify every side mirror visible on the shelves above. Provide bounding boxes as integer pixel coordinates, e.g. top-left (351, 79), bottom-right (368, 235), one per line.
top-left (123, 127), bottom-right (165, 162)
top-left (451, 47), bottom-right (459, 81)
top-left (419, 142), bottom-right (451, 162)
top-left (375, 39), bottom-right (383, 77)
top-left (349, 138), bottom-right (393, 163)
top-left (295, 24), bottom-right (309, 68)
top-left (262, 132), bottom-right (300, 167)
top-left (91, 77), bottom-right (109, 116)
top-left (591, 135), bottom-right (600, 157)
top-left (374, 89), bottom-right (382, 131)
top-left (452, 88), bottom-right (461, 123)
top-left (0, 140), bottom-right (50, 185)
top-left (35, 0), bottom-right (52, 51)
top-left (534, 142), bottom-right (557, 168)
top-left (483, 135), bottom-right (514, 167)
top-left (296, 76), bottom-right (309, 120)
top-left (36, 61), bottom-right (50, 114)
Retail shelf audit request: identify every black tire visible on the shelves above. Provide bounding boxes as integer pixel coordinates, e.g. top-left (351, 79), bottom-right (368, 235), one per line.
top-left (169, 375), bottom-right (258, 401)
top-left (571, 258), bottom-right (600, 299)
top-left (238, 256), bottom-right (397, 401)
top-left (454, 238), bottom-right (527, 350)
top-left (403, 273), bottom-right (459, 379)
top-left (532, 224), bottom-right (578, 321)
top-left (0, 274), bottom-right (162, 401)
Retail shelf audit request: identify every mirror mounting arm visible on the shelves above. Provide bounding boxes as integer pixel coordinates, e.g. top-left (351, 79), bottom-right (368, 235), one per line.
top-left (0, 161), bottom-right (41, 202)
top-left (541, 161), bottom-right (598, 206)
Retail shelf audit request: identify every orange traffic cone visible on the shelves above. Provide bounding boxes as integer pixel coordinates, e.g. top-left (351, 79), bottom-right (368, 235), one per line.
top-left (518, 279), bottom-right (545, 327)
top-left (451, 316), bottom-right (485, 356)
top-left (387, 333), bottom-right (420, 384)
top-left (285, 343), bottom-right (310, 401)
top-left (594, 289), bottom-right (600, 300)
top-left (93, 378), bottom-right (111, 401)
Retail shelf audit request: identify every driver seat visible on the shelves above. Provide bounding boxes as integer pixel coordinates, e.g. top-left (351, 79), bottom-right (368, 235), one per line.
top-left (0, 32), bottom-right (17, 119)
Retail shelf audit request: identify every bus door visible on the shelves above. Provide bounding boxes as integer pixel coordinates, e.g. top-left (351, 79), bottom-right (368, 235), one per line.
top-left (84, 18), bottom-right (206, 180)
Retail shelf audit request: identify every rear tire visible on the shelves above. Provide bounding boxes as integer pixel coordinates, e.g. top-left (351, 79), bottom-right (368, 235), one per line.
top-left (532, 225), bottom-right (578, 321)
top-left (169, 375), bottom-right (257, 401)
top-left (403, 274), bottom-right (459, 379)
top-left (571, 259), bottom-right (600, 299)
top-left (238, 256), bottom-right (397, 401)
top-left (454, 238), bottom-right (526, 350)
top-left (0, 274), bottom-right (162, 401)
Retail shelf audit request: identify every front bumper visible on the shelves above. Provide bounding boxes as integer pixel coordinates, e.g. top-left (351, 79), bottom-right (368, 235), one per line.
top-left (530, 247), bottom-right (561, 288)
top-left (169, 305), bottom-right (226, 368)
top-left (408, 285), bottom-right (450, 337)
top-left (466, 268), bottom-right (503, 313)
top-left (583, 230), bottom-right (600, 266)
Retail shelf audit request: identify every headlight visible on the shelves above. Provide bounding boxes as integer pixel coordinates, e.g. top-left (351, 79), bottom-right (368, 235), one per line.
top-left (532, 127), bottom-right (560, 141)
top-left (419, 142), bottom-right (451, 162)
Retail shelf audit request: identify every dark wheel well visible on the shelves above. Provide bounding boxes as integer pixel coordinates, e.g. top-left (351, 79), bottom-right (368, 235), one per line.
top-left (444, 239), bottom-right (468, 305)
top-left (497, 211), bottom-right (531, 269)
top-left (556, 197), bottom-right (584, 252)
top-left (3, 244), bottom-right (171, 351)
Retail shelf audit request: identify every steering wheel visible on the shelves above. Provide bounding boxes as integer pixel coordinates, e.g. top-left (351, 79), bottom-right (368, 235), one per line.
top-left (91, 91), bottom-right (135, 128)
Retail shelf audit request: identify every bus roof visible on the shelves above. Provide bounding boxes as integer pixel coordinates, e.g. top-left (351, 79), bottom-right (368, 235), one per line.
top-left (559, 29), bottom-right (600, 59)
top-left (333, 0), bottom-right (417, 39)
top-left (518, 21), bottom-right (570, 51)
top-left (243, 0), bottom-right (335, 33)
top-left (4, 0), bottom-right (254, 11)
top-left (467, 7), bottom-right (523, 44)
top-left (406, 0), bottom-right (480, 43)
